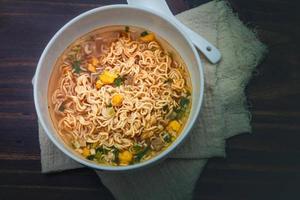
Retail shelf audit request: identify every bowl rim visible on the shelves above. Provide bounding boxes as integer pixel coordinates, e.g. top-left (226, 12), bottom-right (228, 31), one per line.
top-left (34, 4), bottom-right (204, 171)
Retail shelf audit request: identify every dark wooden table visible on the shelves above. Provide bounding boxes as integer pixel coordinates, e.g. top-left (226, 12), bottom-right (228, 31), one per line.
top-left (1, 0), bottom-right (300, 199)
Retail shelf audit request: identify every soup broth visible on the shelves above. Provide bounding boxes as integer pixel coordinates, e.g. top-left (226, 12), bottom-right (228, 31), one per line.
top-left (48, 25), bottom-right (192, 166)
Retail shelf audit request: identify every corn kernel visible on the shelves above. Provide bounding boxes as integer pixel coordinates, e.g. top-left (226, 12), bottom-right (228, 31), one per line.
top-left (82, 147), bottom-right (90, 157)
top-left (95, 80), bottom-right (103, 89)
top-left (99, 70), bottom-right (118, 84)
top-left (87, 63), bottom-right (96, 73)
top-left (167, 120), bottom-right (181, 132)
top-left (118, 150), bottom-right (133, 165)
top-left (111, 94), bottom-right (123, 106)
top-left (91, 57), bottom-right (99, 66)
top-left (140, 33), bottom-right (155, 42)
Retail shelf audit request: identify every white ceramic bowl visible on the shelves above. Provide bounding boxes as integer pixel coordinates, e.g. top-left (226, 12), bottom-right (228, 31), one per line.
top-left (34, 5), bottom-right (204, 171)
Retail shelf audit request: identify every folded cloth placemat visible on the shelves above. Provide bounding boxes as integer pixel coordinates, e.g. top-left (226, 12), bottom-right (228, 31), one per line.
top-left (37, 1), bottom-right (267, 199)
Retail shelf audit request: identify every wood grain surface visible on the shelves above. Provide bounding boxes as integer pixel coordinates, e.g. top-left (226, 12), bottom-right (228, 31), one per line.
top-left (0, 0), bottom-right (299, 199)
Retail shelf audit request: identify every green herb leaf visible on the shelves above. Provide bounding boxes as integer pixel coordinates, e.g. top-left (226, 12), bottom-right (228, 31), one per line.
top-left (133, 144), bottom-right (143, 153)
top-left (112, 148), bottom-right (119, 164)
top-left (179, 97), bottom-right (190, 107)
top-left (134, 146), bottom-right (149, 162)
top-left (172, 107), bottom-right (185, 119)
top-left (72, 60), bottom-right (81, 74)
top-left (94, 151), bottom-right (102, 160)
top-left (96, 147), bottom-right (109, 154)
top-left (140, 31), bottom-right (148, 37)
top-left (162, 132), bottom-right (172, 143)
top-left (125, 26), bottom-right (130, 32)
top-left (86, 155), bottom-right (95, 160)
top-left (176, 110), bottom-right (185, 119)
top-left (114, 76), bottom-right (123, 87)
top-left (170, 97), bottom-right (190, 119)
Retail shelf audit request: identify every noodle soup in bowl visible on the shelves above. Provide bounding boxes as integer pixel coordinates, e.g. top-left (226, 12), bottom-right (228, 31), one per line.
top-left (34, 5), bottom-right (204, 171)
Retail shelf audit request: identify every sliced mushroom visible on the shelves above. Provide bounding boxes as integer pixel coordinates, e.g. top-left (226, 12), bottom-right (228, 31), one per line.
top-left (150, 138), bottom-right (164, 151)
top-left (124, 75), bottom-right (134, 85)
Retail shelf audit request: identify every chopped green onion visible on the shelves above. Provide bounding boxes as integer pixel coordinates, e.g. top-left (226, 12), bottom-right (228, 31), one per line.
top-left (133, 144), bottom-right (143, 153)
top-left (96, 147), bottom-right (109, 154)
top-left (173, 107), bottom-right (185, 119)
top-left (125, 26), bottom-right (130, 32)
top-left (176, 110), bottom-right (185, 119)
top-left (162, 132), bottom-right (172, 143)
top-left (112, 148), bottom-right (119, 164)
top-left (72, 60), bottom-right (81, 74)
top-left (134, 146), bottom-right (149, 162)
top-left (179, 97), bottom-right (190, 107)
top-left (94, 151), bottom-right (102, 160)
top-left (114, 76), bottom-right (124, 87)
top-left (140, 31), bottom-right (148, 37)
top-left (86, 155), bottom-right (95, 160)
top-left (172, 96), bottom-right (189, 120)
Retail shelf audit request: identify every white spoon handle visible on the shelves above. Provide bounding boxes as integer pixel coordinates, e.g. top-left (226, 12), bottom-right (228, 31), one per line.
top-left (127, 0), bottom-right (221, 64)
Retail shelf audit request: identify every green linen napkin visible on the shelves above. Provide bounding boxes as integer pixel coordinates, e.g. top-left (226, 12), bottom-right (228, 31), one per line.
top-left (37, 1), bottom-right (267, 199)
